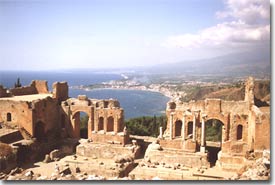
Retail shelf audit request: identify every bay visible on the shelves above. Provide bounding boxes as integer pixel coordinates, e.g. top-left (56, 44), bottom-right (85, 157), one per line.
top-left (0, 71), bottom-right (169, 119)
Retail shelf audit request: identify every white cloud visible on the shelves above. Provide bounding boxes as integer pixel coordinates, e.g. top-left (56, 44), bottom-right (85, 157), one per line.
top-left (216, 0), bottom-right (270, 25)
top-left (163, 0), bottom-right (270, 52)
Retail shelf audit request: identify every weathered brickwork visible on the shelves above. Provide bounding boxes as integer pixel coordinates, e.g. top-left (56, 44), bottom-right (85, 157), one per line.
top-left (0, 80), bottom-right (128, 145)
top-left (158, 77), bottom-right (270, 170)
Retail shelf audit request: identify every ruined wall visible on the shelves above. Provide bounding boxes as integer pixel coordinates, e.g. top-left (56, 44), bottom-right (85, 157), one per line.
top-left (0, 100), bottom-right (33, 136)
top-left (31, 97), bottom-right (61, 138)
top-left (9, 80), bottom-right (49, 96)
top-left (10, 86), bottom-right (37, 96)
top-left (90, 132), bottom-right (129, 145)
top-left (0, 86), bottom-right (10, 98)
top-left (221, 101), bottom-right (248, 114)
top-left (144, 147), bottom-right (209, 168)
top-left (33, 80), bottom-right (49, 93)
top-left (253, 107), bottom-right (270, 151)
top-left (52, 82), bottom-right (68, 102)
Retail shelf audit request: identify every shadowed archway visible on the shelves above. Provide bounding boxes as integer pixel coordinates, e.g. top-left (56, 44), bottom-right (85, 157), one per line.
top-left (205, 119), bottom-right (223, 167)
top-left (72, 111), bottom-right (89, 139)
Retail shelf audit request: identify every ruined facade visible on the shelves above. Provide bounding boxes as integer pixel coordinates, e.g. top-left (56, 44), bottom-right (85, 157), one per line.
top-left (156, 77), bottom-right (270, 170)
top-left (0, 80), bottom-right (68, 141)
top-left (61, 95), bottom-right (129, 145)
top-left (0, 80), bottom-right (128, 145)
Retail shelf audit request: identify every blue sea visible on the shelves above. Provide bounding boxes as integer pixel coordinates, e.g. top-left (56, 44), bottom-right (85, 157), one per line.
top-left (0, 71), bottom-right (169, 119)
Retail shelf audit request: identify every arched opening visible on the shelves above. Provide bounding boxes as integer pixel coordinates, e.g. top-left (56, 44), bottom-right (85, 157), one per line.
top-left (174, 120), bottom-right (182, 137)
top-left (34, 121), bottom-right (45, 142)
top-left (80, 112), bottom-right (89, 139)
top-left (107, 116), bottom-right (114, 132)
top-left (205, 119), bottom-right (223, 167)
top-left (98, 117), bottom-right (104, 131)
top-left (73, 111), bottom-right (89, 139)
top-left (187, 121), bottom-right (193, 136)
top-left (7, 113), bottom-right (11, 122)
top-left (237, 125), bottom-right (243, 140)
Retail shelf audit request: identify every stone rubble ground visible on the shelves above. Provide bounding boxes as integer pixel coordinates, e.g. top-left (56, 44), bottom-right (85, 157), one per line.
top-left (229, 150), bottom-right (270, 180)
top-left (0, 150), bottom-right (270, 180)
top-left (0, 153), bottom-right (137, 180)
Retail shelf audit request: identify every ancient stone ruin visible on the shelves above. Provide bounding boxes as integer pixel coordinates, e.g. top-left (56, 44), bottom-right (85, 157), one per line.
top-left (0, 77), bottom-right (270, 180)
top-left (129, 77), bottom-right (270, 179)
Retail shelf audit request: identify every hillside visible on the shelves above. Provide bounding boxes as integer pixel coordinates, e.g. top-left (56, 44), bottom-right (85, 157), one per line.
top-left (180, 80), bottom-right (270, 106)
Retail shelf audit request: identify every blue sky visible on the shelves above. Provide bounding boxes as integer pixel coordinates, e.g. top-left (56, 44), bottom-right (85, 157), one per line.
top-left (0, 0), bottom-right (270, 70)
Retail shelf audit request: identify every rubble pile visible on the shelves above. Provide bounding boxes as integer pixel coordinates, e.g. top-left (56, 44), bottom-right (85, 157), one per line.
top-left (231, 150), bottom-right (270, 180)
top-left (0, 165), bottom-right (108, 180)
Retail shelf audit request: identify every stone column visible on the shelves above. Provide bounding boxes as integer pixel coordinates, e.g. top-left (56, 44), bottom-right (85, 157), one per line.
top-left (200, 117), bottom-right (206, 153)
top-left (192, 114), bottom-right (196, 142)
top-left (95, 114), bottom-right (98, 132)
top-left (159, 127), bottom-right (163, 138)
top-left (114, 115), bottom-right (118, 133)
top-left (104, 117), bottom-right (107, 133)
top-left (181, 115), bottom-right (185, 140)
top-left (170, 113), bottom-right (174, 140)
top-left (88, 118), bottom-right (92, 138)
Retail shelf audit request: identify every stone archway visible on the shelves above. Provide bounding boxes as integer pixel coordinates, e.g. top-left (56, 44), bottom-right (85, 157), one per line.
top-left (98, 117), bottom-right (104, 131)
top-left (107, 116), bottom-right (114, 132)
top-left (204, 119), bottom-right (224, 167)
top-left (72, 111), bottom-right (90, 139)
top-left (237, 124), bottom-right (243, 140)
top-left (174, 120), bottom-right (182, 137)
top-left (187, 121), bottom-right (193, 136)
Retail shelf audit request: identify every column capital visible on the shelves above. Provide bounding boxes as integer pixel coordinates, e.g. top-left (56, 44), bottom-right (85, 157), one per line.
top-left (201, 114), bottom-right (207, 120)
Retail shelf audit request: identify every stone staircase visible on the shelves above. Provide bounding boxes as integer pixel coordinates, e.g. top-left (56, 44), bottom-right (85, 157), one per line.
top-left (0, 123), bottom-right (24, 144)
top-left (19, 127), bottom-right (33, 140)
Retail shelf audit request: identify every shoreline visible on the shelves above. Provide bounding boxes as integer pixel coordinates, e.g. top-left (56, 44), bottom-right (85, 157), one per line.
top-left (70, 86), bottom-right (174, 99)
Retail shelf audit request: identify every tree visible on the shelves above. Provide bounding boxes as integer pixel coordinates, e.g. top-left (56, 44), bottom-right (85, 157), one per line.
top-left (14, 78), bottom-right (22, 88)
top-left (125, 115), bottom-right (167, 137)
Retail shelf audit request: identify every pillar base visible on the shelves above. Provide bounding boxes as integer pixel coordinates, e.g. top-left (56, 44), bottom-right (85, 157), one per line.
top-left (200, 146), bottom-right (206, 153)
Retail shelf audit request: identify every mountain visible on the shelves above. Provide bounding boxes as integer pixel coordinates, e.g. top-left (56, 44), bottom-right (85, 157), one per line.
top-left (146, 49), bottom-right (270, 77)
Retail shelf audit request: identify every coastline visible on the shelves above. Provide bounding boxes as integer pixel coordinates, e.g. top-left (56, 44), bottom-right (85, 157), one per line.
top-left (70, 85), bottom-right (174, 99)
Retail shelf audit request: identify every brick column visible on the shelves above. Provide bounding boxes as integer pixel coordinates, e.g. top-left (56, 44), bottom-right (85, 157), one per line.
top-left (200, 117), bottom-right (206, 153)
top-left (114, 115), bottom-right (118, 133)
top-left (192, 114), bottom-right (196, 142)
top-left (104, 117), bottom-right (107, 132)
top-left (95, 115), bottom-right (98, 132)
top-left (181, 114), bottom-right (185, 140)
top-left (170, 113), bottom-right (174, 140)
top-left (88, 118), bottom-right (92, 138)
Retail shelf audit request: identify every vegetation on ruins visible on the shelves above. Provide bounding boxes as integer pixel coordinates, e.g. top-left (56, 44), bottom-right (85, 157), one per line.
top-left (205, 119), bottom-right (223, 142)
top-left (80, 114), bottom-right (89, 137)
top-left (125, 115), bottom-right (167, 137)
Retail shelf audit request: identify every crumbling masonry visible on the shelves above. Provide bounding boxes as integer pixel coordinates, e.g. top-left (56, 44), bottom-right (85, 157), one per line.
top-left (147, 77), bottom-right (270, 171)
top-left (0, 80), bottom-right (129, 145)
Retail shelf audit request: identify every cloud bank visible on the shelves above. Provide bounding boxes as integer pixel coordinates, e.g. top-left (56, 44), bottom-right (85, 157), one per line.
top-left (163, 0), bottom-right (270, 52)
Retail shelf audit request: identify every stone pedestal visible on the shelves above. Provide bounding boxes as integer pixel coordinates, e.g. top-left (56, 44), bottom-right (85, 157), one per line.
top-left (200, 146), bottom-right (205, 153)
